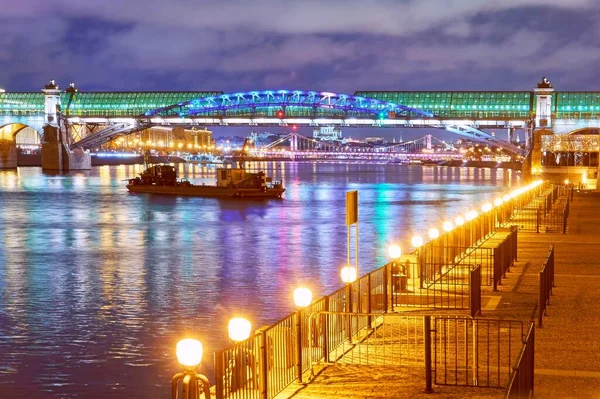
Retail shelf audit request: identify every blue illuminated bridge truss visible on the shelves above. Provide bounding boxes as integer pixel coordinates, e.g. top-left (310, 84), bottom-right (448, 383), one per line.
top-left (143, 90), bottom-right (434, 119)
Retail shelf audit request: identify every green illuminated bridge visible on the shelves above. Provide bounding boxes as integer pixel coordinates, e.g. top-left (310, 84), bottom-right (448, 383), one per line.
top-left (0, 77), bottom-right (598, 156)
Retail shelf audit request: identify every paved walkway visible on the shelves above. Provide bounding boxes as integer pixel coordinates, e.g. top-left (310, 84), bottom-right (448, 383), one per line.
top-left (276, 190), bottom-right (600, 399)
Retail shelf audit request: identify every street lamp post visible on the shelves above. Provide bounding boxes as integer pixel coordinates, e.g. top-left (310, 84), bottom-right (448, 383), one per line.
top-left (340, 265), bottom-right (357, 342)
top-left (293, 287), bottom-right (312, 384)
top-left (227, 318), bottom-right (255, 395)
top-left (388, 244), bottom-right (403, 295)
top-left (172, 339), bottom-right (211, 399)
top-left (411, 236), bottom-right (424, 289)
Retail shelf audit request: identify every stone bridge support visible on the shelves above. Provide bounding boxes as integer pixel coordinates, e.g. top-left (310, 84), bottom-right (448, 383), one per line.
top-left (40, 80), bottom-right (91, 171)
top-left (0, 124), bottom-right (20, 168)
top-left (41, 124), bottom-right (91, 171)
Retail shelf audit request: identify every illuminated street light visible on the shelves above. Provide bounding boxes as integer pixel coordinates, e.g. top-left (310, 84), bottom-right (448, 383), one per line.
top-left (228, 318), bottom-right (252, 343)
top-left (481, 203), bottom-right (493, 213)
top-left (494, 198), bottom-right (503, 207)
top-left (172, 339), bottom-right (211, 399)
top-left (388, 244), bottom-right (402, 260)
top-left (442, 221), bottom-right (453, 232)
top-left (503, 194), bottom-right (511, 202)
top-left (293, 287), bottom-right (313, 383)
top-left (411, 236), bottom-right (423, 248)
top-left (293, 287), bottom-right (312, 308)
top-left (455, 216), bottom-right (465, 226)
top-left (340, 266), bottom-right (357, 283)
top-left (465, 210), bottom-right (478, 221)
top-left (429, 228), bottom-right (439, 239)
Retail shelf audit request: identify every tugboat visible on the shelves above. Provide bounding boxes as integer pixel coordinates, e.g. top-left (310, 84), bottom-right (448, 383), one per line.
top-left (127, 142), bottom-right (285, 198)
top-left (126, 165), bottom-right (285, 198)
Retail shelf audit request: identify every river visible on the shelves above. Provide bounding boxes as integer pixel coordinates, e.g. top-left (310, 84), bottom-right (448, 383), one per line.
top-left (0, 162), bottom-right (521, 398)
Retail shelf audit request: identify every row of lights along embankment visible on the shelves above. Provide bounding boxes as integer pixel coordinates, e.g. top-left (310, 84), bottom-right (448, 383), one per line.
top-left (171, 179), bottom-right (544, 396)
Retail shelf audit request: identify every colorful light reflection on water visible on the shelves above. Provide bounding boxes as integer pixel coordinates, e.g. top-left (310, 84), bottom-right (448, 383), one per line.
top-left (0, 162), bottom-right (520, 397)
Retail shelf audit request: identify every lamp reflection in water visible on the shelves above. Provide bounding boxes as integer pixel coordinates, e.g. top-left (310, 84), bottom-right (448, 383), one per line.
top-left (293, 287), bottom-right (313, 383)
top-left (226, 317), bottom-right (257, 395)
top-left (172, 339), bottom-right (211, 399)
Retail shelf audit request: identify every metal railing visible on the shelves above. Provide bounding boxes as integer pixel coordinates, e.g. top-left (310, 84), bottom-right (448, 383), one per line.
top-left (504, 183), bottom-right (570, 233)
top-left (470, 265), bottom-right (482, 318)
top-left (433, 317), bottom-right (525, 388)
top-left (493, 227), bottom-right (518, 291)
top-left (213, 182), bottom-right (548, 398)
top-left (538, 245), bottom-right (555, 327)
top-left (506, 323), bottom-right (535, 399)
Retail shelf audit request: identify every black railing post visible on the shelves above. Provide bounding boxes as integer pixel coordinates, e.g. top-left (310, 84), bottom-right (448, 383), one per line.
top-left (424, 315), bottom-right (433, 392)
top-left (538, 270), bottom-right (544, 327)
top-left (260, 331), bottom-right (268, 399)
top-left (296, 310), bottom-right (303, 383)
top-left (562, 205), bottom-right (568, 234)
top-left (323, 297), bottom-right (329, 363)
top-left (536, 207), bottom-right (541, 233)
top-left (367, 273), bottom-right (372, 328)
top-left (383, 263), bottom-right (389, 312)
top-left (215, 351), bottom-right (224, 399)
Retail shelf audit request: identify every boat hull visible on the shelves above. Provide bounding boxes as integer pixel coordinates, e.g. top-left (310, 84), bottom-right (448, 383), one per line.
top-left (126, 184), bottom-right (285, 198)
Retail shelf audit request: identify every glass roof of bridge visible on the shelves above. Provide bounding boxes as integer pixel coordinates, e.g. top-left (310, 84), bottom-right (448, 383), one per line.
top-left (354, 91), bottom-right (533, 115)
top-left (0, 93), bottom-right (44, 114)
top-left (64, 92), bottom-right (223, 116)
top-left (555, 92), bottom-right (600, 114)
top-left (0, 92), bottom-right (223, 116)
top-left (4, 90), bottom-right (600, 118)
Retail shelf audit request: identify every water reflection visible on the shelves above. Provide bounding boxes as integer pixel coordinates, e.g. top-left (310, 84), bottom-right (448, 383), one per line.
top-left (0, 163), bottom-right (521, 397)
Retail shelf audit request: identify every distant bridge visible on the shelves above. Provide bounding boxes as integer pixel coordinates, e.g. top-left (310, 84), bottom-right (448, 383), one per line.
top-left (251, 133), bottom-right (463, 161)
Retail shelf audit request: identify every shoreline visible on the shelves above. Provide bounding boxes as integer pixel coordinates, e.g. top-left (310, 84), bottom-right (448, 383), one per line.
top-left (14, 154), bottom-right (522, 171)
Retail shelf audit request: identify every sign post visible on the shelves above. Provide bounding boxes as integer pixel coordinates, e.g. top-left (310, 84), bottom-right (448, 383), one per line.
top-left (346, 190), bottom-right (358, 275)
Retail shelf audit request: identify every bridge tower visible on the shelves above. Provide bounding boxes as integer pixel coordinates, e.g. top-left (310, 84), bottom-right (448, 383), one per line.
top-left (43, 80), bottom-right (61, 126)
top-left (426, 134), bottom-right (432, 151)
top-left (41, 80), bottom-right (91, 171)
top-left (526, 77), bottom-right (555, 181)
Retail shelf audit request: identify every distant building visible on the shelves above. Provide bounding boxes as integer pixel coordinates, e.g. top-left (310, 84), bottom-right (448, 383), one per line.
top-left (313, 126), bottom-right (343, 142)
top-left (365, 137), bottom-right (385, 145)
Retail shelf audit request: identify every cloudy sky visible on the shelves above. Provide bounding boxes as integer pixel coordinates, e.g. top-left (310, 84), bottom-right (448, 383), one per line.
top-left (1, 0), bottom-right (599, 93)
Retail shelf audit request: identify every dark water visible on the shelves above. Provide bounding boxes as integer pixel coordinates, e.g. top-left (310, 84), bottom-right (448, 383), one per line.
top-left (0, 162), bottom-right (521, 398)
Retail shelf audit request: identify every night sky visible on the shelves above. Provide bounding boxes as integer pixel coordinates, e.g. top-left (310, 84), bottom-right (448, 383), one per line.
top-left (1, 0), bottom-right (599, 138)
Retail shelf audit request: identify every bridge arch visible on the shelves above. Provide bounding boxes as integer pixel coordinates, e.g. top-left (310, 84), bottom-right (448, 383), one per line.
top-left (143, 90), bottom-right (435, 119)
top-left (0, 123), bottom-right (43, 146)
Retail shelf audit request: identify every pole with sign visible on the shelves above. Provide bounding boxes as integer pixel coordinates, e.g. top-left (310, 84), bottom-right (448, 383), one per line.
top-left (346, 190), bottom-right (358, 275)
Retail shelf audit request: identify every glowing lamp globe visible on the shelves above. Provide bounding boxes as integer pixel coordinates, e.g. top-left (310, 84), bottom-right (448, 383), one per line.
top-left (503, 194), bottom-right (511, 202)
top-left (341, 266), bottom-right (357, 283)
top-left (228, 318), bottom-right (252, 343)
top-left (411, 235), bottom-right (423, 248)
top-left (455, 216), bottom-right (465, 226)
top-left (494, 198), bottom-right (503, 207)
top-left (564, 179), bottom-right (569, 185)
top-left (293, 287), bottom-right (312, 308)
top-left (176, 339), bottom-right (203, 368)
top-left (388, 245), bottom-right (402, 260)
top-left (442, 221), bottom-right (453, 232)
top-left (481, 203), bottom-right (493, 213)
top-left (429, 228), bottom-right (440, 239)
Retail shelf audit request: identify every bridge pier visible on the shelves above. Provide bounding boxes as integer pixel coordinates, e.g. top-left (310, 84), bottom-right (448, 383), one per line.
top-left (0, 140), bottom-right (18, 169)
top-left (41, 125), bottom-right (91, 171)
top-left (39, 80), bottom-right (91, 171)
